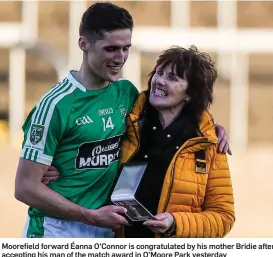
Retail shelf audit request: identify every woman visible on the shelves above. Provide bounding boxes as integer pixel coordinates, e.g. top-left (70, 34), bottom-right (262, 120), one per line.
top-left (43, 46), bottom-right (235, 238)
top-left (118, 45), bottom-right (235, 238)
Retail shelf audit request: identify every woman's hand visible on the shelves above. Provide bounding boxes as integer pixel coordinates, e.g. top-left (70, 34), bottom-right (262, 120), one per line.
top-left (143, 212), bottom-right (174, 234)
top-left (41, 166), bottom-right (60, 185)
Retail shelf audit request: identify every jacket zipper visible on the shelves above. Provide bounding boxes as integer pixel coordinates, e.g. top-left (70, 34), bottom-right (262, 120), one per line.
top-left (161, 142), bottom-right (214, 213)
top-left (125, 116), bottom-right (215, 213)
top-left (124, 115), bottom-right (140, 163)
top-left (162, 163), bottom-right (176, 213)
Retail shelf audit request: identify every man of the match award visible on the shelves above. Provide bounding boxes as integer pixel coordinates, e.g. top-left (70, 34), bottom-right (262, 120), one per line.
top-left (111, 162), bottom-right (154, 222)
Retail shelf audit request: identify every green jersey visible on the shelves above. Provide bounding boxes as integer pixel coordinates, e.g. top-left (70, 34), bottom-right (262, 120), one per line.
top-left (21, 71), bottom-right (139, 217)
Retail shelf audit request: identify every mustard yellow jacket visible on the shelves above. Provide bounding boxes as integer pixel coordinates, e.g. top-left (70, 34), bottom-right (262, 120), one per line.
top-left (118, 92), bottom-right (235, 238)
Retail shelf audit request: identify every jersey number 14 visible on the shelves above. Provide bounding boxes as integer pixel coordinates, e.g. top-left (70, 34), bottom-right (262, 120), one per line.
top-left (102, 117), bottom-right (115, 131)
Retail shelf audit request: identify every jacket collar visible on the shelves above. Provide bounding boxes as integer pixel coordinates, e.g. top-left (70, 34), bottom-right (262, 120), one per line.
top-left (129, 91), bottom-right (217, 152)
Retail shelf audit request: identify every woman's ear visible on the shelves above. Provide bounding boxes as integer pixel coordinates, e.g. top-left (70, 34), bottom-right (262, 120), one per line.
top-left (185, 96), bottom-right (191, 103)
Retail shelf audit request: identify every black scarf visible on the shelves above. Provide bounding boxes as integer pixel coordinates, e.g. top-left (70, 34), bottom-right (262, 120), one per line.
top-left (136, 103), bottom-right (198, 171)
top-left (125, 103), bottom-right (199, 238)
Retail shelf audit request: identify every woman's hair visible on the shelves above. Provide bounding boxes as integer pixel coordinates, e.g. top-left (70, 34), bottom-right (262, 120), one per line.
top-left (147, 45), bottom-right (217, 120)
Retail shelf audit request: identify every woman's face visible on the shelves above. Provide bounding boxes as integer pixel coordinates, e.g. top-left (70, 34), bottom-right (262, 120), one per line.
top-left (149, 63), bottom-right (190, 112)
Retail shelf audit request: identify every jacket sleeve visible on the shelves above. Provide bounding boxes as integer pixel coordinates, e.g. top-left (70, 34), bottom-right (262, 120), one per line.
top-left (172, 150), bottom-right (235, 238)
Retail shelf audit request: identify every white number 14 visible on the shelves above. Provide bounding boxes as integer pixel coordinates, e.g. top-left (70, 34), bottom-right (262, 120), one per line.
top-left (102, 117), bottom-right (115, 131)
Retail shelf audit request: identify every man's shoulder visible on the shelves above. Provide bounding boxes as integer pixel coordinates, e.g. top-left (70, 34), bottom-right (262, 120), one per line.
top-left (115, 78), bottom-right (137, 89)
top-left (113, 78), bottom-right (139, 96)
top-left (37, 78), bottom-right (78, 109)
top-left (28, 78), bottom-right (78, 125)
top-left (117, 78), bottom-right (134, 84)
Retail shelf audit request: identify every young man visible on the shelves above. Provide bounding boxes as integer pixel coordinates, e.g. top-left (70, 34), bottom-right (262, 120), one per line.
top-left (15, 2), bottom-right (230, 238)
top-left (15, 2), bottom-right (138, 238)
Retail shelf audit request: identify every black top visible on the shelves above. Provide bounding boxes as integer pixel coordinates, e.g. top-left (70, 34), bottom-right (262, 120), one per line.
top-left (125, 103), bottom-right (198, 238)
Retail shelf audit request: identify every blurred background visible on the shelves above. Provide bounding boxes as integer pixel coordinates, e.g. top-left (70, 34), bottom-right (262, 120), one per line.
top-left (0, 0), bottom-right (272, 238)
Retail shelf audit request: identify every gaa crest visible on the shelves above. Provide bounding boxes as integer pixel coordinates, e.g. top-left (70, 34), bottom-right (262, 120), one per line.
top-left (120, 108), bottom-right (127, 118)
top-left (30, 124), bottom-right (44, 145)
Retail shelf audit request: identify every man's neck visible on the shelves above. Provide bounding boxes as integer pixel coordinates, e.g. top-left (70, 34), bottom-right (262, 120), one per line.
top-left (76, 64), bottom-right (109, 90)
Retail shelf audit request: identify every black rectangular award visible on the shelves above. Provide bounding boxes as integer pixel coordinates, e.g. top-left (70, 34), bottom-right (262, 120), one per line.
top-left (111, 162), bottom-right (153, 222)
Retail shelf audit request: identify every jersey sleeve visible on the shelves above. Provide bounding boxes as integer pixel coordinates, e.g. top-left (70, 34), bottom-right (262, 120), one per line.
top-left (128, 82), bottom-right (139, 113)
top-left (118, 78), bottom-right (139, 113)
top-left (20, 103), bottom-right (65, 166)
top-left (129, 81), bottom-right (139, 108)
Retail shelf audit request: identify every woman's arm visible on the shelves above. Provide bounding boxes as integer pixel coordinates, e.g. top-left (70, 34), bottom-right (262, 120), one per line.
top-left (144, 149), bottom-right (235, 238)
top-left (172, 150), bottom-right (235, 238)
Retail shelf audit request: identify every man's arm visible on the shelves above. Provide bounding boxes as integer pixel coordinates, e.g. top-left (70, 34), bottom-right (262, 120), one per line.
top-left (215, 123), bottom-right (232, 155)
top-left (15, 159), bottom-right (128, 229)
top-left (15, 159), bottom-right (85, 221)
top-left (210, 113), bottom-right (232, 155)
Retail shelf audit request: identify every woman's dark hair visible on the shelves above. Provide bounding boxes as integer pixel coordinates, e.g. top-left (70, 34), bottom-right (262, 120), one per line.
top-left (79, 2), bottom-right (133, 42)
top-left (147, 45), bottom-right (217, 121)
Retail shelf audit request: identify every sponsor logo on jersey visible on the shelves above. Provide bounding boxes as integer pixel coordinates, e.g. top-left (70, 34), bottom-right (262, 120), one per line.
top-left (76, 116), bottom-right (93, 126)
top-left (30, 124), bottom-right (44, 145)
top-left (75, 135), bottom-right (122, 169)
top-left (98, 108), bottom-right (114, 116)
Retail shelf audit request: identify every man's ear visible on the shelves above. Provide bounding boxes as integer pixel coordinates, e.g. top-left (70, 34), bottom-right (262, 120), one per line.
top-left (78, 36), bottom-right (88, 52)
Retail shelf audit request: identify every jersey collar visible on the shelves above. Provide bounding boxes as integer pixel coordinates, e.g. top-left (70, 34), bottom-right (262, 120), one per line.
top-left (67, 70), bottom-right (86, 92)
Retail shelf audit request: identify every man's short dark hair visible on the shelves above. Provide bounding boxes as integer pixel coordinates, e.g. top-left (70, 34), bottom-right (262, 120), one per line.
top-left (79, 2), bottom-right (134, 41)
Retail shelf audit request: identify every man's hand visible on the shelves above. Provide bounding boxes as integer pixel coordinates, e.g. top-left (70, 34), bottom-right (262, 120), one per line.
top-left (215, 123), bottom-right (232, 155)
top-left (83, 205), bottom-right (129, 229)
top-left (42, 166), bottom-right (60, 185)
top-left (41, 166), bottom-right (128, 229)
top-left (143, 212), bottom-right (173, 234)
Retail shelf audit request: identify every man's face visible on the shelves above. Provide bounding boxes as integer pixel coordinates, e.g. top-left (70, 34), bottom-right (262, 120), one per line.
top-left (86, 29), bottom-right (132, 82)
